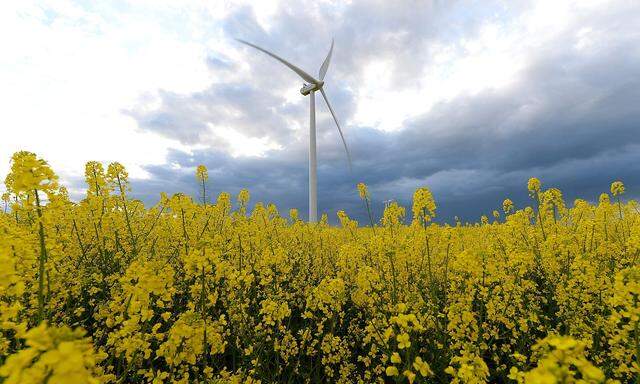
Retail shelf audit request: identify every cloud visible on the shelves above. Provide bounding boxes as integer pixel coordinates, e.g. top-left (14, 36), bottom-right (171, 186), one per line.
top-left (3, 0), bottom-right (640, 224)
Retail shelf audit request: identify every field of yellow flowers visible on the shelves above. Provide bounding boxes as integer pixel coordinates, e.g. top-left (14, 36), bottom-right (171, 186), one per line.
top-left (1, 151), bottom-right (639, 383)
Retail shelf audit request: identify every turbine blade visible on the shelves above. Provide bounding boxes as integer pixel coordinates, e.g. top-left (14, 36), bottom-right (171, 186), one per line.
top-left (236, 38), bottom-right (319, 84)
top-left (320, 88), bottom-right (352, 172)
top-left (318, 39), bottom-right (334, 81)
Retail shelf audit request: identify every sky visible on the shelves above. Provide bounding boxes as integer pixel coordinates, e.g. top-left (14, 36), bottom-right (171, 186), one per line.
top-left (1, 0), bottom-right (639, 223)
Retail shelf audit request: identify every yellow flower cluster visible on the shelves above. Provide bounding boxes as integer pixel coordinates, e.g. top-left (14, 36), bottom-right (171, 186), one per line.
top-left (357, 182), bottom-right (369, 200)
top-left (508, 335), bottom-right (606, 383)
top-left (5, 151), bottom-right (58, 197)
top-left (412, 187), bottom-right (436, 226)
top-left (195, 165), bottom-right (208, 183)
top-left (1, 152), bottom-right (639, 383)
top-left (0, 323), bottom-right (109, 384)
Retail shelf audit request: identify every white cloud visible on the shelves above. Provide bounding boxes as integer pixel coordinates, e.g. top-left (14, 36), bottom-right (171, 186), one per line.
top-left (0, 0), bottom-right (274, 191)
top-left (349, 0), bottom-right (623, 133)
top-left (209, 125), bottom-right (283, 157)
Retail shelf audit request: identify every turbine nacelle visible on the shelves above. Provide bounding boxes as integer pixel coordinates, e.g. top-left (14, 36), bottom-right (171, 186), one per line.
top-left (300, 81), bottom-right (323, 96)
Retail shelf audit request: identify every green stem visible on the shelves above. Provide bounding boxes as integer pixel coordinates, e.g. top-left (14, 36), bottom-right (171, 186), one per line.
top-left (201, 179), bottom-right (207, 205)
top-left (116, 174), bottom-right (137, 254)
top-left (180, 207), bottom-right (189, 254)
top-left (535, 191), bottom-right (546, 241)
top-left (364, 197), bottom-right (375, 233)
top-left (34, 189), bottom-right (47, 324)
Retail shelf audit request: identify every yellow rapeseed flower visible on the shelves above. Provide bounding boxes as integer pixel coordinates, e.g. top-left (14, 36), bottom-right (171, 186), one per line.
top-left (195, 165), bottom-right (208, 182)
top-left (610, 181), bottom-right (625, 196)
top-left (385, 366), bottom-right (399, 377)
top-left (527, 177), bottom-right (541, 194)
top-left (5, 151), bottom-right (58, 195)
top-left (397, 333), bottom-right (411, 349)
top-left (238, 189), bottom-right (250, 206)
top-left (403, 370), bottom-right (416, 383)
top-left (412, 187), bottom-right (436, 225)
top-left (413, 356), bottom-right (432, 377)
top-left (503, 198), bottom-right (514, 214)
top-left (357, 182), bottom-right (369, 200)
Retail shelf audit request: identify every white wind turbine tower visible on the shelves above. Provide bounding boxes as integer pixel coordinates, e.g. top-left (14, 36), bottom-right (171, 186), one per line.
top-left (237, 38), bottom-right (352, 223)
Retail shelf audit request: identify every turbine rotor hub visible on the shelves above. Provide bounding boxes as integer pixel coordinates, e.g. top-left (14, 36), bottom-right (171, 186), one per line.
top-left (300, 81), bottom-right (323, 95)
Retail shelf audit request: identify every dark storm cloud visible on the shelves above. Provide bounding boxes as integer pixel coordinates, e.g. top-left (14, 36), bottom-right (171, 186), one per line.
top-left (124, 1), bottom-right (640, 223)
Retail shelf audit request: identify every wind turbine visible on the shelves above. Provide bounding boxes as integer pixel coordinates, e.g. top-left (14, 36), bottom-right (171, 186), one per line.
top-left (236, 38), bottom-right (351, 223)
